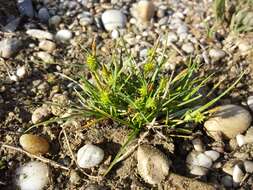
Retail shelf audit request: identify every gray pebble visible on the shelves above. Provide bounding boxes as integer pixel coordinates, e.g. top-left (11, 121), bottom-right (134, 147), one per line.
top-left (55, 29), bottom-right (73, 42)
top-left (17, 0), bottom-right (34, 18)
top-left (0, 38), bottom-right (22, 58)
top-left (209, 48), bottom-right (226, 61)
top-left (38, 7), bottom-right (50, 23)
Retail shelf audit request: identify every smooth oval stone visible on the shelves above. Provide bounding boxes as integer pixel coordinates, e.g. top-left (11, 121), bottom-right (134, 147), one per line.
top-left (39, 40), bottom-right (56, 53)
top-left (233, 164), bottom-right (244, 183)
top-left (32, 106), bottom-right (51, 124)
top-left (209, 48), bottom-right (226, 61)
top-left (49, 15), bottom-right (61, 27)
top-left (17, 0), bottom-right (34, 18)
top-left (0, 38), bottom-right (22, 58)
top-left (26, 29), bottom-right (54, 40)
top-left (16, 161), bottom-right (49, 190)
top-left (19, 134), bottom-right (49, 155)
top-left (182, 42), bottom-right (194, 54)
top-left (101, 10), bottom-right (127, 31)
top-left (244, 161), bottom-right (253, 173)
top-left (77, 144), bottom-right (104, 168)
top-left (204, 150), bottom-right (220, 162)
top-left (190, 165), bottom-right (208, 176)
top-left (38, 7), bottom-right (50, 23)
top-left (204, 104), bottom-right (252, 139)
top-left (137, 144), bottom-right (170, 185)
top-left (55, 29), bottom-right (73, 42)
top-left (37, 52), bottom-right (54, 63)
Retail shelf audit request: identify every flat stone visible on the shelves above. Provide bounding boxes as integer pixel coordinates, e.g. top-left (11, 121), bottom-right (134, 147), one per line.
top-left (39, 40), bottom-right (56, 53)
top-left (204, 104), bottom-right (252, 139)
top-left (26, 29), bottom-right (54, 40)
top-left (17, 0), bottom-right (34, 18)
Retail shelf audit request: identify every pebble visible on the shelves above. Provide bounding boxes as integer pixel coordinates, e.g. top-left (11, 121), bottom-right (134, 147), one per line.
top-left (233, 164), bottom-right (244, 184)
top-left (247, 96), bottom-right (253, 112)
top-left (32, 106), bottom-right (51, 124)
top-left (37, 52), bottom-right (54, 63)
top-left (19, 134), bottom-right (49, 155)
top-left (26, 29), bottom-right (54, 40)
top-left (131, 0), bottom-right (155, 22)
top-left (39, 40), bottom-right (56, 53)
top-left (166, 32), bottom-right (178, 43)
top-left (204, 150), bottom-right (220, 162)
top-left (196, 153), bottom-right (213, 168)
top-left (16, 161), bottom-right (49, 190)
top-left (190, 165), bottom-right (208, 176)
top-left (221, 175), bottom-right (233, 187)
top-left (204, 104), bottom-right (252, 139)
top-left (16, 65), bottom-right (27, 79)
top-left (17, 0), bottom-right (34, 18)
top-left (209, 48), bottom-right (226, 61)
top-left (244, 161), bottom-right (253, 173)
top-left (38, 7), bottom-right (50, 23)
top-left (137, 144), bottom-right (170, 185)
top-left (111, 29), bottom-right (120, 39)
top-left (69, 170), bottom-right (80, 184)
top-left (77, 144), bottom-right (104, 168)
top-left (192, 138), bottom-right (205, 152)
top-left (51, 94), bottom-right (69, 116)
top-left (3, 17), bottom-right (21, 32)
top-left (182, 42), bottom-right (194, 54)
top-left (55, 29), bottom-right (73, 42)
top-left (49, 15), bottom-right (61, 27)
top-left (101, 10), bottom-right (127, 31)
top-left (0, 38), bottom-right (22, 58)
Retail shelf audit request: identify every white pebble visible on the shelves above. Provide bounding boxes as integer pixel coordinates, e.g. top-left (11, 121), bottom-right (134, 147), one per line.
top-left (197, 153), bottom-right (213, 168)
top-left (209, 48), bottom-right (226, 61)
top-left (190, 165), bottom-right (208, 176)
top-left (111, 29), bottom-right (120, 39)
top-left (182, 42), bottom-right (194, 54)
top-left (77, 144), bottom-right (104, 168)
top-left (244, 161), bottom-right (253, 173)
top-left (236, 134), bottom-right (246, 147)
top-left (101, 10), bottom-right (127, 31)
top-left (55, 29), bottom-right (73, 42)
top-left (233, 164), bottom-right (244, 183)
top-left (16, 65), bottom-right (27, 79)
top-left (16, 161), bottom-right (49, 190)
top-left (204, 150), bottom-right (220, 162)
top-left (26, 29), bottom-right (53, 40)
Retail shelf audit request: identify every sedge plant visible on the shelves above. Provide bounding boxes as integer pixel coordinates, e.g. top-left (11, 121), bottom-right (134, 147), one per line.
top-left (32, 38), bottom-right (244, 176)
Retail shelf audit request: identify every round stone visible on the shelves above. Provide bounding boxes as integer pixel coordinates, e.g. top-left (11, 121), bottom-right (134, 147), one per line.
top-left (16, 161), bottom-right (49, 190)
top-left (38, 7), bottom-right (50, 23)
top-left (77, 144), bottom-right (104, 168)
top-left (204, 104), bottom-right (252, 139)
top-left (39, 40), bottom-right (56, 53)
top-left (137, 144), bottom-right (170, 185)
top-left (101, 10), bottom-right (127, 31)
top-left (19, 134), bottom-right (49, 155)
top-left (32, 106), bottom-right (51, 124)
top-left (209, 48), bottom-right (226, 61)
top-left (55, 29), bottom-right (73, 42)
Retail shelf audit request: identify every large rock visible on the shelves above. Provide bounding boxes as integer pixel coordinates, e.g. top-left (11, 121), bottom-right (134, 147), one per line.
top-left (204, 104), bottom-right (252, 139)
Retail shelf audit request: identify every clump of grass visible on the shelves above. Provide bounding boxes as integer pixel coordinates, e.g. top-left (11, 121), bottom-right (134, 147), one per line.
top-left (59, 39), bottom-right (243, 175)
top-left (34, 39), bottom-right (243, 175)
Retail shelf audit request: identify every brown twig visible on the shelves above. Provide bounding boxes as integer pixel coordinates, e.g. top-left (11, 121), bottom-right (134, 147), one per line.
top-left (1, 144), bottom-right (69, 171)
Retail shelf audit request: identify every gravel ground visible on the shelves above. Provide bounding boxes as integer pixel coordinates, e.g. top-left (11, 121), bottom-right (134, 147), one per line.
top-left (0, 0), bottom-right (253, 189)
